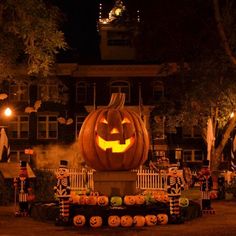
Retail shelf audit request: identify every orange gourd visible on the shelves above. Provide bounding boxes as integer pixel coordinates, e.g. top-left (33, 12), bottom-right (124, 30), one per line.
top-left (108, 215), bottom-right (121, 227)
top-left (78, 93), bottom-right (149, 171)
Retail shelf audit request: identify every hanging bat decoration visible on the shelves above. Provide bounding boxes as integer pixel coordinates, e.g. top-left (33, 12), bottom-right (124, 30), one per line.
top-left (0, 93), bottom-right (8, 100)
top-left (25, 100), bottom-right (42, 113)
top-left (57, 117), bottom-right (73, 125)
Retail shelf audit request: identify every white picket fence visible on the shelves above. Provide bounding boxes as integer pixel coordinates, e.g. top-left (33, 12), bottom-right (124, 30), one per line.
top-left (46, 168), bottom-right (167, 192)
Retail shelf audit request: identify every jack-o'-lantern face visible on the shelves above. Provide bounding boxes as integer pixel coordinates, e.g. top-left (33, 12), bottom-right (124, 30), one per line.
top-left (135, 195), bottom-right (145, 205)
top-left (145, 215), bottom-right (157, 226)
top-left (97, 196), bottom-right (109, 206)
top-left (124, 195), bottom-right (136, 205)
top-left (110, 196), bottom-right (122, 206)
top-left (157, 214), bottom-right (168, 225)
top-left (133, 215), bottom-right (146, 227)
top-left (96, 115), bottom-right (135, 153)
top-left (108, 215), bottom-right (120, 227)
top-left (78, 93), bottom-right (149, 171)
top-left (73, 215), bottom-right (86, 227)
top-left (179, 197), bottom-right (189, 207)
top-left (120, 215), bottom-right (133, 227)
top-left (89, 216), bottom-right (103, 228)
top-left (168, 166), bottom-right (178, 176)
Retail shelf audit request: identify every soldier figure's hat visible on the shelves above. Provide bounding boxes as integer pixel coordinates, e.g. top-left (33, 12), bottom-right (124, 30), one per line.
top-left (59, 160), bottom-right (68, 168)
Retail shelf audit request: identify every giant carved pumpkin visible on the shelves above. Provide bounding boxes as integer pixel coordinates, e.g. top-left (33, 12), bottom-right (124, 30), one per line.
top-left (78, 93), bottom-right (149, 171)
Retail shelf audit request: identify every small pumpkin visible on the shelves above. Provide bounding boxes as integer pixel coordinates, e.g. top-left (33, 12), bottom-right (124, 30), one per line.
top-left (135, 195), bottom-right (146, 205)
top-left (78, 93), bottom-right (149, 171)
top-left (86, 195), bottom-right (97, 205)
top-left (79, 195), bottom-right (88, 205)
top-left (120, 215), bottom-right (133, 227)
top-left (70, 192), bottom-right (80, 204)
top-left (110, 196), bottom-right (122, 206)
top-left (133, 215), bottom-right (146, 227)
top-left (73, 215), bottom-right (86, 227)
top-left (108, 215), bottom-right (121, 227)
top-left (97, 196), bottom-right (109, 206)
top-left (179, 197), bottom-right (189, 207)
top-left (124, 195), bottom-right (136, 205)
top-left (89, 216), bottom-right (103, 228)
top-left (157, 214), bottom-right (168, 225)
top-left (145, 215), bottom-right (157, 226)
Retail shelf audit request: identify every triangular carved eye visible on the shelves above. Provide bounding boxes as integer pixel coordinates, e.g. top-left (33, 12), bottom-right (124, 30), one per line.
top-left (122, 117), bottom-right (131, 124)
top-left (100, 117), bottom-right (108, 124)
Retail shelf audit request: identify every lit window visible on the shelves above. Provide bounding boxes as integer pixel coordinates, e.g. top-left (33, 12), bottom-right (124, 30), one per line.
top-left (8, 115), bottom-right (29, 139)
top-left (37, 115), bottom-right (58, 139)
top-left (110, 80), bottom-right (130, 103)
top-left (38, 83), bottom-right (59, 101)
top-left (76, 82), bottom-right (87, 103)
top-left (9, 83), bottom-right (28, 102)
top-left (76, 115), bottom-right (86, 139)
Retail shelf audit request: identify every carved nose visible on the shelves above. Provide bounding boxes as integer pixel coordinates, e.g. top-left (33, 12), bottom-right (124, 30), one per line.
top-left (110, 128), bottom-right (119, 134)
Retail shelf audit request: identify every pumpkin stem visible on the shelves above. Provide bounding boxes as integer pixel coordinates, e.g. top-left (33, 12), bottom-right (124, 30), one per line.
top-left (108, 93), bottom-right (125, 109)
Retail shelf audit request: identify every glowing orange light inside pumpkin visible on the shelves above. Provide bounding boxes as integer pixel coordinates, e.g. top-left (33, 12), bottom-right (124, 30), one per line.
top-left (122, 117), bottom-right (131, 124)
top-left (96, 135), bottom-right (134, 153)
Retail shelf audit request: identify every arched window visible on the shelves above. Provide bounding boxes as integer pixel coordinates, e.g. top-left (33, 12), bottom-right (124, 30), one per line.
top-left (110, 80), bottom-right (130, 103)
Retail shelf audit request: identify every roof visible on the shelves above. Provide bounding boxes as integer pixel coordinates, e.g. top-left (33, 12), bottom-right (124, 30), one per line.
top-left (0, 162), bottom-right (36, 179)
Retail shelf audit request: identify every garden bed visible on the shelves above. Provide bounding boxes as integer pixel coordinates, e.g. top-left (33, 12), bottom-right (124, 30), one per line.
top-left (30, 200), bottom-right (201, 226)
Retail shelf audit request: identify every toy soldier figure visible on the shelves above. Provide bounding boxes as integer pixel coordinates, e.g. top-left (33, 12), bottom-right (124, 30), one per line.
top-left (167, 163), bottom-right (184, 223)
top-left (14, 161), bottom-right (30, 216)
top-left (54, 160), bottom-right (71, 226)
top-left (198, 160), bottom-right (214, 213)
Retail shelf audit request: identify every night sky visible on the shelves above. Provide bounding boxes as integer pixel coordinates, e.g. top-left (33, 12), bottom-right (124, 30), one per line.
top-left (55, 0), bottom-right (217, 63)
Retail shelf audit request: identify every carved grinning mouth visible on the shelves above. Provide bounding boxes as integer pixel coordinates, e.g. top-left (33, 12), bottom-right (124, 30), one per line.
top-left (96, 135), bottom-right (134, 153)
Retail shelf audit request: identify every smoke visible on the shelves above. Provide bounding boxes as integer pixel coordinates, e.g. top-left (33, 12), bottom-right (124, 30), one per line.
top-left (33, 142), bottom-right (85, 169)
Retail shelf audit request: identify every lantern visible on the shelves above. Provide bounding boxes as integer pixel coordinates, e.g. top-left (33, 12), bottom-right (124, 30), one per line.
top-left (108, 215), bottom-right (121, 227)
top-left (89, 216), bottom-right (103, 228)
top-left (133, 215), bottom-right (146, 227)
top-left (135, 195), bottom-right (145, 205)
top-left (145, 215), bottom-right (157, 226)
top-left (73, 215), bottom-right (86, 227)
top-left (120, 215), bottom-right (133, 227)
top-left (124, 195), bottom-right (136, 205)
top-left (78, 93), bottom-right (149, 171)
top-left (97, 196), bottom-right (109, 206)
top-left (156, 214), bottom-right (168, 225)
top-left (179, 197), bottom-right (189, 207)
top-left (110, 196), bottom-right (122, 206)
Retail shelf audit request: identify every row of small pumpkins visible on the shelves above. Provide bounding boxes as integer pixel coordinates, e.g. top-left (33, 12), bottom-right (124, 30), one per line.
top-left (73, 214), bottom-right (169, 228)
top-left (70, 191), bottom-right (171, 206)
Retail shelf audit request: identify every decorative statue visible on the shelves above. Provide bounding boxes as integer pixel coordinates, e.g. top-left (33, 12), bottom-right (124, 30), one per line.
top-left (198, 160), bottom-right (214, 213)
top-left (14, 161), bottom-right (30, 216)
top-left (167, 164), bottom-right (184, 223)
top-left (54, 160), bottom-right (71, 225)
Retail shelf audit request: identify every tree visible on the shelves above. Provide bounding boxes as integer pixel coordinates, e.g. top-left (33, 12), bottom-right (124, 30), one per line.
top-left (0, 0), bottom-right (67, 78)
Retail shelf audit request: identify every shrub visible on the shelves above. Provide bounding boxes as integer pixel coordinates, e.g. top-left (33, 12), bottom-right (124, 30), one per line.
top-left (33, 169), bottom-right (56, 202)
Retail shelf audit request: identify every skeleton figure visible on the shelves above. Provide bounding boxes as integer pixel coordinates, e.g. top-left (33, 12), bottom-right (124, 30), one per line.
top-left (54, 160), bottom-right (71, 225)
top-left (167, 165), bottom-right (184, 222)
top-left (14, 161), bottom-right (30, 216)
top-left (198, 160), bottom-right (213, 211)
